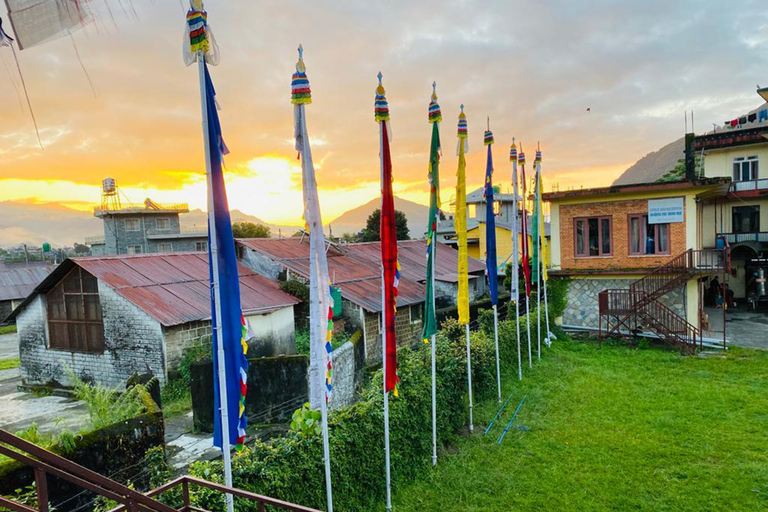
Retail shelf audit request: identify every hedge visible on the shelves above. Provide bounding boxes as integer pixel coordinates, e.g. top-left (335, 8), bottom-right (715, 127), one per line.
top-left (182, 280), bottom-right (569, 511)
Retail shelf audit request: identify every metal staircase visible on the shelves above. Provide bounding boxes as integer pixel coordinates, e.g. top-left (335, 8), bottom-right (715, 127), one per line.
top-left (0, 429), bottom-right (321, 512)
top-left (598, 249), bottom-right (727, 354)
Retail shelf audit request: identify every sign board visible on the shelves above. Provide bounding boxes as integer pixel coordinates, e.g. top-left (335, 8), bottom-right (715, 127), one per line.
top-left (648, 198), bottom-right (684, 224)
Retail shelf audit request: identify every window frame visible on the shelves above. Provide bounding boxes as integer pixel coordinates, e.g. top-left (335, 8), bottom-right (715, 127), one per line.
top-left (573, 216), bottom-right (612, 258)
top-left (732, 156), bottom-right (759, 182)
top-left (628, 214), bottom-right (671, 256)
top-left (46, 267), bottom-right (105, 353)
top-left (732, 205), bottom-right (760, 234)
top-left (157, 242), bottom-right (173, 252)
top-left (195, 241), bottom-right (207, 252)
top-left (127, 245), bottom-right (143, 255)
top-left (124, 218), bottom-right (140, 232)
top-left (155, 217), bottom-right (171, 230)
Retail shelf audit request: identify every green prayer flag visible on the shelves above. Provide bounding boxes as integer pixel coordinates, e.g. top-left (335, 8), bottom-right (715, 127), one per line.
top-left (422, 121), bottom-right (441, 340)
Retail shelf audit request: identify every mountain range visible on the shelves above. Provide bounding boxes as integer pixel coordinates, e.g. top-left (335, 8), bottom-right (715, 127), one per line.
top-left (612, 137), bottom-right (684, 186)
top-left (0, 196), bottom-right (430, 248)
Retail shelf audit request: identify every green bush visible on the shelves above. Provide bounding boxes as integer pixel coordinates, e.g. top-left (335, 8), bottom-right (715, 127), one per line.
top-left (279, 279), bottom-right (310, 303)
top-left (69, 372), bottom-right (156, 430)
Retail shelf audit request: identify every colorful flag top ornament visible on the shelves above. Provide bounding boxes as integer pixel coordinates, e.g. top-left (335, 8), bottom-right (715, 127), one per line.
top-left (291, 46), bottom-right (334, 512)
top-left (183, 0), bottom-right (220, 66)
top-left (510, 142), bottom-right (517, 162)
top-left (377, 72), bottom-right (399, 396)
top-left (428, 83), bottom-right (442, 124)
top-left (457, 105), bottom-right (468, 154)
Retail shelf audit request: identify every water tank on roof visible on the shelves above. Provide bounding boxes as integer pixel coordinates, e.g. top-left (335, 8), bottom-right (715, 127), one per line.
top-left (102, 178), bottom-right (116, 193)
top-left (331, 287), bottom-right (342, 318)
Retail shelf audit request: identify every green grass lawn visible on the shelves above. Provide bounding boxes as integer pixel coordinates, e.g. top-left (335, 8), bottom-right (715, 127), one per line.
top-left (0, 357), bottom-right (20, 370)
top-left (392, 340), bottom-right (768, 512)
top-left (0, 324), bottom-right (17, 335)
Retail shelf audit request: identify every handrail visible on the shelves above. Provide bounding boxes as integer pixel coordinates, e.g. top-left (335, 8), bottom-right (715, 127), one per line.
top-left (0, 430), bottom-right (322, 512)
top-left (629, 249), bottom-right (725, 302)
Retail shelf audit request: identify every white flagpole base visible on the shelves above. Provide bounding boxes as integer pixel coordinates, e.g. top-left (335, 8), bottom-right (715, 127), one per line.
top-left (525, 297), bottom-right (532, 369)
top-left (515, 298), bottom-right (522, 380)
top-left (465, 323), bottom-right (474, 433)
top-left (431, 333), bottom-right (437, 466)
top-left (493, 304), bottom-right (501, 402)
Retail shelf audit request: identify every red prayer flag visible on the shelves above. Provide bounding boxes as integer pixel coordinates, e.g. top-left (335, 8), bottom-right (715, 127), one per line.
top-left (520, 161), bottom-right (531, 298)
top-left (380, 122), bottom-right (399, 393)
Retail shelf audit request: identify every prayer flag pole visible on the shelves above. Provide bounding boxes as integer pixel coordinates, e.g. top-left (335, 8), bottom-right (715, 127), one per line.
top-left (510, 139), bottom-right (523, 380)
top-left (535, 146), bottom-right (542, 360)
top-left (186, 4), bottom-right (244, 512)
top-left (519, 146), bottom-right (533, 368)
top-left (483, 119), bottom-right (502, 402)
top-left (291, 46), bottom-right (334, 512)
top-left (423, 81), bottom-right (442, 467)
top-left (455, 104), bottom-right (473, 431)
top-left (537, 146), bottom-right (555, 346)
top-left (375, 72), bottom-right (398, 511)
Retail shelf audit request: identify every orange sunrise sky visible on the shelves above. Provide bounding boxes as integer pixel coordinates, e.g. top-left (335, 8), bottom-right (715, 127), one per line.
top-left (1, 1), bottom-right (766, 226)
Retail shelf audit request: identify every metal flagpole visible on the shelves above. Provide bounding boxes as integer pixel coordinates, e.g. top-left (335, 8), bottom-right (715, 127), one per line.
top-left (536, 149), bottom-right (542, 360)
top-left (379, 116), bottom-right (393, 512)
top-left (431, 221), bottom-right (438, 466)
top-left (465, 323), bottom-right (474, 432)
top-left (493, 304), bottom-right (501, 401)
top-left (511, 139), bottom-right (522, 380)
top-left (197, 51), bottom-right (234, 512)
top-left (538, 153), bottom-right (554, 346)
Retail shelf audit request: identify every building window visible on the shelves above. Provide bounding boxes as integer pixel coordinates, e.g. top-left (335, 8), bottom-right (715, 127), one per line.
top-left (156, 218), bottom-right (171, 230)
top-left (409, 303), bottom-right (423, 324)
top-left (733, 156), bottom-right (758, 182)
top-left (195, 241), bottom-right (207, 252)
top-left (628, 214), bottom-right (670, 255)
top-left (46, 267), bottom-right (104, 353)
top-left (574, 216), bottom-right (612, 257)
top-left (468, 204), bottom-right (477, 219)
top-left (157, 243), bottom-right (173, 252)
top-left (124, 218), bottom-right (140, 232)
top-left (127, 245), bottom-right (143, 254)
top-left (732, 206), bottom-right (760, 233)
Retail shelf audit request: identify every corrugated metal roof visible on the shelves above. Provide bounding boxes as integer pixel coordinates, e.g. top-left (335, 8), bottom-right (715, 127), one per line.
top-left (237, 239), bottom-right (486, 312)
top-left (0, 262), bottom-right (54, 302)
top-left (9, 253), bottom-right (298, 327)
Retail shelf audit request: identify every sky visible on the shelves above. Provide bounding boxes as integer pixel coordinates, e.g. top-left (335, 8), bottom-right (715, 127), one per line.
top-left (1, 0), bottom-right (767, 226)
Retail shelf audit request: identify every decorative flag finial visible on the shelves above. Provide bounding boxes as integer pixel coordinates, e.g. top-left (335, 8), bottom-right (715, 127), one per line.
top-left (291, 45), bottom-right (311, 104)
top-left (483, 117), bottom-right (494, 146)
top-left (518, 143), bottom-right (526, 166)
top-left (375, 72), bottom-right (390, 123)
top-left (535, 143), bottom-right (542, 164)
top-left (187, 4), bottom-right (209, 55)
top-left (510, 137), bottom-right (517, 162)
top-left (457, 104), bottom-right (468, 154)
top-left (428, 82), bottom-right (441, 123)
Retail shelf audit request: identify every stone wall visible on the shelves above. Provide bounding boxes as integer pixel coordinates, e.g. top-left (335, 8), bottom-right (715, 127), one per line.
top-left (164, 320), bottom-right (212, 369)
top-left (0, 412), bottom-right (165, 511)
top-left (328, 341), bottom-right (356, 410)
top-left (564, 278), bottom-right (685, 328)
top-left (362, 305), bottom-right (423, 365)
top-left (18, 284), bottom-right (167, 388)
top-left (239, 247), bottom-right (285, 281)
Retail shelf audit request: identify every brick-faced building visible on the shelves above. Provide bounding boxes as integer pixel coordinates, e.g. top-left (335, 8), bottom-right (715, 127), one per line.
top-left (236, 238), bottom-right (487, 365)
top-left (8, 253), bottom-right (299, 388)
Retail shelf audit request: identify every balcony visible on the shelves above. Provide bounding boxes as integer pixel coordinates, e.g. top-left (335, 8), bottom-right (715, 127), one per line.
top-left (730, 179), bottom-right (768, 193)
top-left (717, 232), bottom-right (768, 244)
top-left (146, 226), bottom-right (208, 239)
top-left (84, 235), bottom-right (106, 245)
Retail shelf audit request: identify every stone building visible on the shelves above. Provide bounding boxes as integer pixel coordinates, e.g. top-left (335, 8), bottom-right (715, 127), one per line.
top-left (8, 253), bottom-right (298, 388)
top-left (86, 198), bottom-right (207, 255)
top-left (0, 262), bottom-right (54, 323)
top-left (236, 238), bottom-right (487, 365)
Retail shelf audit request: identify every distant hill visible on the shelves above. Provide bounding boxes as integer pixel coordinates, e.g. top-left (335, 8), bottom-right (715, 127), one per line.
top-left (0, 201), bottom-right (102, 248)
top-left (183, 209), bottom-right (301, 237)
top-left (613, 137), bottom-right (684, 186)
top-left (326, 197), bottom-right (429, 239)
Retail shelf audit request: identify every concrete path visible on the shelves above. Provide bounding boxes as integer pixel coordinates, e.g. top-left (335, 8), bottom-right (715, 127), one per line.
top-left (165, 412), bottom-right (218, 471)
top-left (704, 305), bottom-right (768, 349)
top-left (0, 332), bottom-right (19, 360)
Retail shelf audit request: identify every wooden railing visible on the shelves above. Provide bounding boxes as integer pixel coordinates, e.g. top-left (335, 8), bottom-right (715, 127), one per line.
top-left (598, 289), bottom-right (700, 354)
top-left (0, 430), bottom-right (321, 512)
top-left (629, 249), bottom-right (725, 303)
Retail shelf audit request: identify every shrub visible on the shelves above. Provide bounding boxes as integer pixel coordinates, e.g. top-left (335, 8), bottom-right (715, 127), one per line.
top-left (279, 279), bottom-right (310, 303)
top-left (69, 372), bottom-right (155, 430)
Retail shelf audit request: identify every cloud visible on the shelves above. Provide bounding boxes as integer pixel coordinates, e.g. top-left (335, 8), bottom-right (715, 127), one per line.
top-left (1, 0), bottom-right (767, 224)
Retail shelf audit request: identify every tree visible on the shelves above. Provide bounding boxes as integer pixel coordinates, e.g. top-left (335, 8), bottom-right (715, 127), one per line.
top-left (360, 208), bottom-right (410, 242)
top-left (73, 243), bottom-right (90, 254)
top-left (340, 232), bottom-right (359, 243)
top-left (232, 222), bottom-right (271, 238)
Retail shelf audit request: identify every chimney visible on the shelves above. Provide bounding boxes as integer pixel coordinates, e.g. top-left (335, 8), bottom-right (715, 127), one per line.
top-left (684, 132), bottom-right (696, 181)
